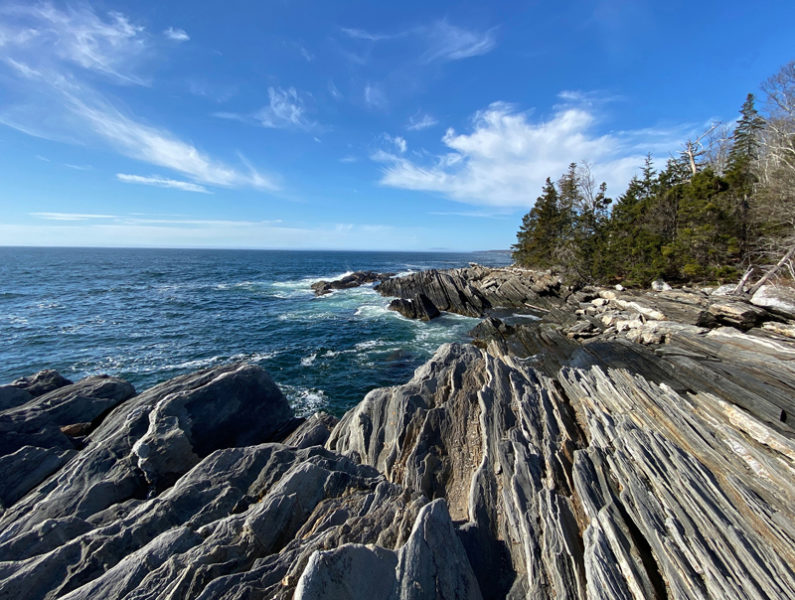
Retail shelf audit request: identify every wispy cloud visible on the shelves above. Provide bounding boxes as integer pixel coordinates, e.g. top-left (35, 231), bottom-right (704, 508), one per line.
top-left (364, 83), bottom-right (387, 109)
top-left (0, 3), bottom-right (276, 191)
top-left (3, 219), bottom-right (433, 250)
top-left (0, 2), bottom-right (149, 85)
top-left (339, 20), bottom-right (496, 65)
top-left (116, 174), bottom-right (210, 193)
top-left (421, 21), bottom-right (496, 63)
top-left (407, 112), bottom-right (438, 131)
top-left (31, 212), bottom-right (116, 221)
top-left (328, 80), bottom-right (343, 100)
top-left (383, 134), bottom-right (407, 153)
top-left (163, 27), bottom-right (189, 42)
top-left (340, 27), bottom-right (399, 42)
top-left (256, 86), bottom-right (316, 130)
top-left (374, 99), bottom-right (689, 208)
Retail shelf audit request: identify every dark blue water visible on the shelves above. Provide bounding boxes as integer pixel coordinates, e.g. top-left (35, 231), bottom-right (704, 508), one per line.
top-left (0, 248), bottom-right (511, 415)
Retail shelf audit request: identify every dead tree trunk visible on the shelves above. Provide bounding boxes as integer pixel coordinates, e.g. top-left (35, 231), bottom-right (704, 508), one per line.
top-left (747, 244), bottom-right (795, 296)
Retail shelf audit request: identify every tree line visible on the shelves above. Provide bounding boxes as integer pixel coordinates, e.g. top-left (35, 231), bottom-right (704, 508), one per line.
top-left (512, 61), bottom-right (795, 287)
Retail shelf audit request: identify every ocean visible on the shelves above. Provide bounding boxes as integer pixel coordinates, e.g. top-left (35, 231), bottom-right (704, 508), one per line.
top-left (0, 248), bottom-right (511, 416)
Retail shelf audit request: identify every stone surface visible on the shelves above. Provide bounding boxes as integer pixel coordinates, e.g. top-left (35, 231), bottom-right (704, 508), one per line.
top-left (387, 294), bottom-right (441, 321)
top-left (0, 446), bottom-right (74, 509)
top-left (376, 265), bottom-right (563, 319)
top-left (750, 284), bottom-right (795, 319)
top-left (311, 271), bottom-right (395, 296)
top-left (0, 386), bottom-right (32, 412)
top-left (2, 269), bottom-right (795, 600)
top-left (0, 375), bottom-right (136, 457)
top-left (11, 370), bottom-right (72, 398)
top-left (707, 299), bottom-right (767, 329)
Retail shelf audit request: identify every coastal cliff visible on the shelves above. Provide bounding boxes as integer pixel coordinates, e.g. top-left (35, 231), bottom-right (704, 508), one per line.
top-left (1, 267), bottom-right (794, 599)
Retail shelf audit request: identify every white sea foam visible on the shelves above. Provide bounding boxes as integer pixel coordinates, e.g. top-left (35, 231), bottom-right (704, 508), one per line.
top-left (280, 385), bottom-right (329, 417)
top-left (354, 339), bottom-right (386, 351)
top-left (300, 353), bottom-right (317, 367)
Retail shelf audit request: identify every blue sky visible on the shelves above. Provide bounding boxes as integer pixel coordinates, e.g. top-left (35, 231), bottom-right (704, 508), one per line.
top-left (0, 1), bottom-right (793, 251)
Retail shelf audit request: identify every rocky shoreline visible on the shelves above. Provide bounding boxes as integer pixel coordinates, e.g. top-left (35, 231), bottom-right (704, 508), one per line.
top-left (1, 266), bottom-right (794, 599)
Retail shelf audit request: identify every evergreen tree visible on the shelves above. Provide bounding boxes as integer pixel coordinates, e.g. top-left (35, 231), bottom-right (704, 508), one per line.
top-left (726, 94), bottom-right (765, 258)
top-left (728, 94), bottom-right (765, 169)
top-left (512, 178), bottom-right (561, 267)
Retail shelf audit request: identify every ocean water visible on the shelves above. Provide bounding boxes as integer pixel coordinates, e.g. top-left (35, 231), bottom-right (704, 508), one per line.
top-left (0, 248), bottom-right (511, 416)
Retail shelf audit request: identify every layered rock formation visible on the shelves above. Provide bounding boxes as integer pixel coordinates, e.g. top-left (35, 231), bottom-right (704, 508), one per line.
top-left (2, 267), bottom-right (795, 599)
top-left (311, 271), bottom-right (395, 296)
top-left (375, 265), bottom-right (563, 318)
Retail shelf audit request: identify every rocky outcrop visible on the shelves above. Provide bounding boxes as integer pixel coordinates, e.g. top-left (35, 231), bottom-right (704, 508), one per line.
top-left (0, 370), bottom-right (72, 412)
top-left (387, 294), bottom-right (441, 321)
top-left (311, 271), bottom-right (395, 295)
top-left (0, 374), bottom-right (136, 457)
top-left (751, 284), bottom-right (795, 319)
top-left (375, 265), bottom-right (563, 318)
top-left (3, 274), bottom-right (795, 599)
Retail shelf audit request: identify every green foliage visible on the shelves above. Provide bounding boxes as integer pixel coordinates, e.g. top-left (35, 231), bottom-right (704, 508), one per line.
top-left (512, 75), bottom-right (794, 286)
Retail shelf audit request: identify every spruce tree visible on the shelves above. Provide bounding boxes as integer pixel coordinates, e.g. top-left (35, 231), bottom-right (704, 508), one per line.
top-left (726, 94), bottom-right (765, 258)
top-left (512, 178), bottom-right (561, 267)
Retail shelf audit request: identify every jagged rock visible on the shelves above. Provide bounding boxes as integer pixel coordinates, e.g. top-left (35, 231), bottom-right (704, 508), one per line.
top-left (0, 375), bottom-right (136, 457)
top-left (762, 320), bottom-right (795, 339)
top-left (329, 339), bottom-right (795, 599)
top-left (0, 446), bottom-right (74, 509)
top-left (3, 269), bottom-right (795, 600)
top-left (295, 500), bottom-right (482, 600)
top-left (376, 266), bottom-right (564, 319)
top-left (0, 386), bottom-right (32, 412)
top-left (11, 370), bottom-right (72, 398)
top-left (751, 284), bottom-right (795, 319)
top-left (387, 294), bottom-right (441, 321)
top-left (0, 363), bottom-right (297, 547)
top-left (707, 299), bottom-right (767, 329)
top-left (283, 411), bottom-right (338, 448)
top-left (311, 271), bottom-right (395, 296)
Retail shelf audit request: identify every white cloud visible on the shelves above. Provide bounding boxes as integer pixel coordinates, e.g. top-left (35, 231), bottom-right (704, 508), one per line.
top-left (163, 27), bottom-right (189, 42)
top-left (116, 174), bottom-right (210, 193)
top-left (421, 21), bottom-right (496, 63)
top-left (65, 95), bottom-right (277, 189)
top-left (0, 2), bottom-right (149, 84)
top-left (340, 27), bottom-right (397, 42)
top-left (256, 86), bottom-right (315, 130)
top-left (375, 101), bottom-right (689, 208)
top-left (1, 220), bottom-right (434, 251)
top-left (407, 112), bottom-right (438, 131)
top-left (383, 134), bottom-right (407, 153)
top-left (340, 21), bottom-right (495, 64)
top-left (31, 212), bottom-right (116, 221)
top-left (0, 3), bottom-right (276, 192)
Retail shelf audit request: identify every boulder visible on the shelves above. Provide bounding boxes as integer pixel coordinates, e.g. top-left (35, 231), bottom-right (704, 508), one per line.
top-left (0, 386), bottom-right (32, 412)
top-left (750, 284), bottom-right (795, 320)
top-left (387, 294), bottom-right (441, 321)
top-left (650, 279), bottom-right (672, 291)
top-left (707, 300), bottom-right (767, 329)
top-left (0, 363), bottom-right (298, 543)
top-left (311, 271), bottom-right (395, 296)
top-left (11, 370), bottom-right (72, 398)
top-left (0, 375), bottom-right (136, 457)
